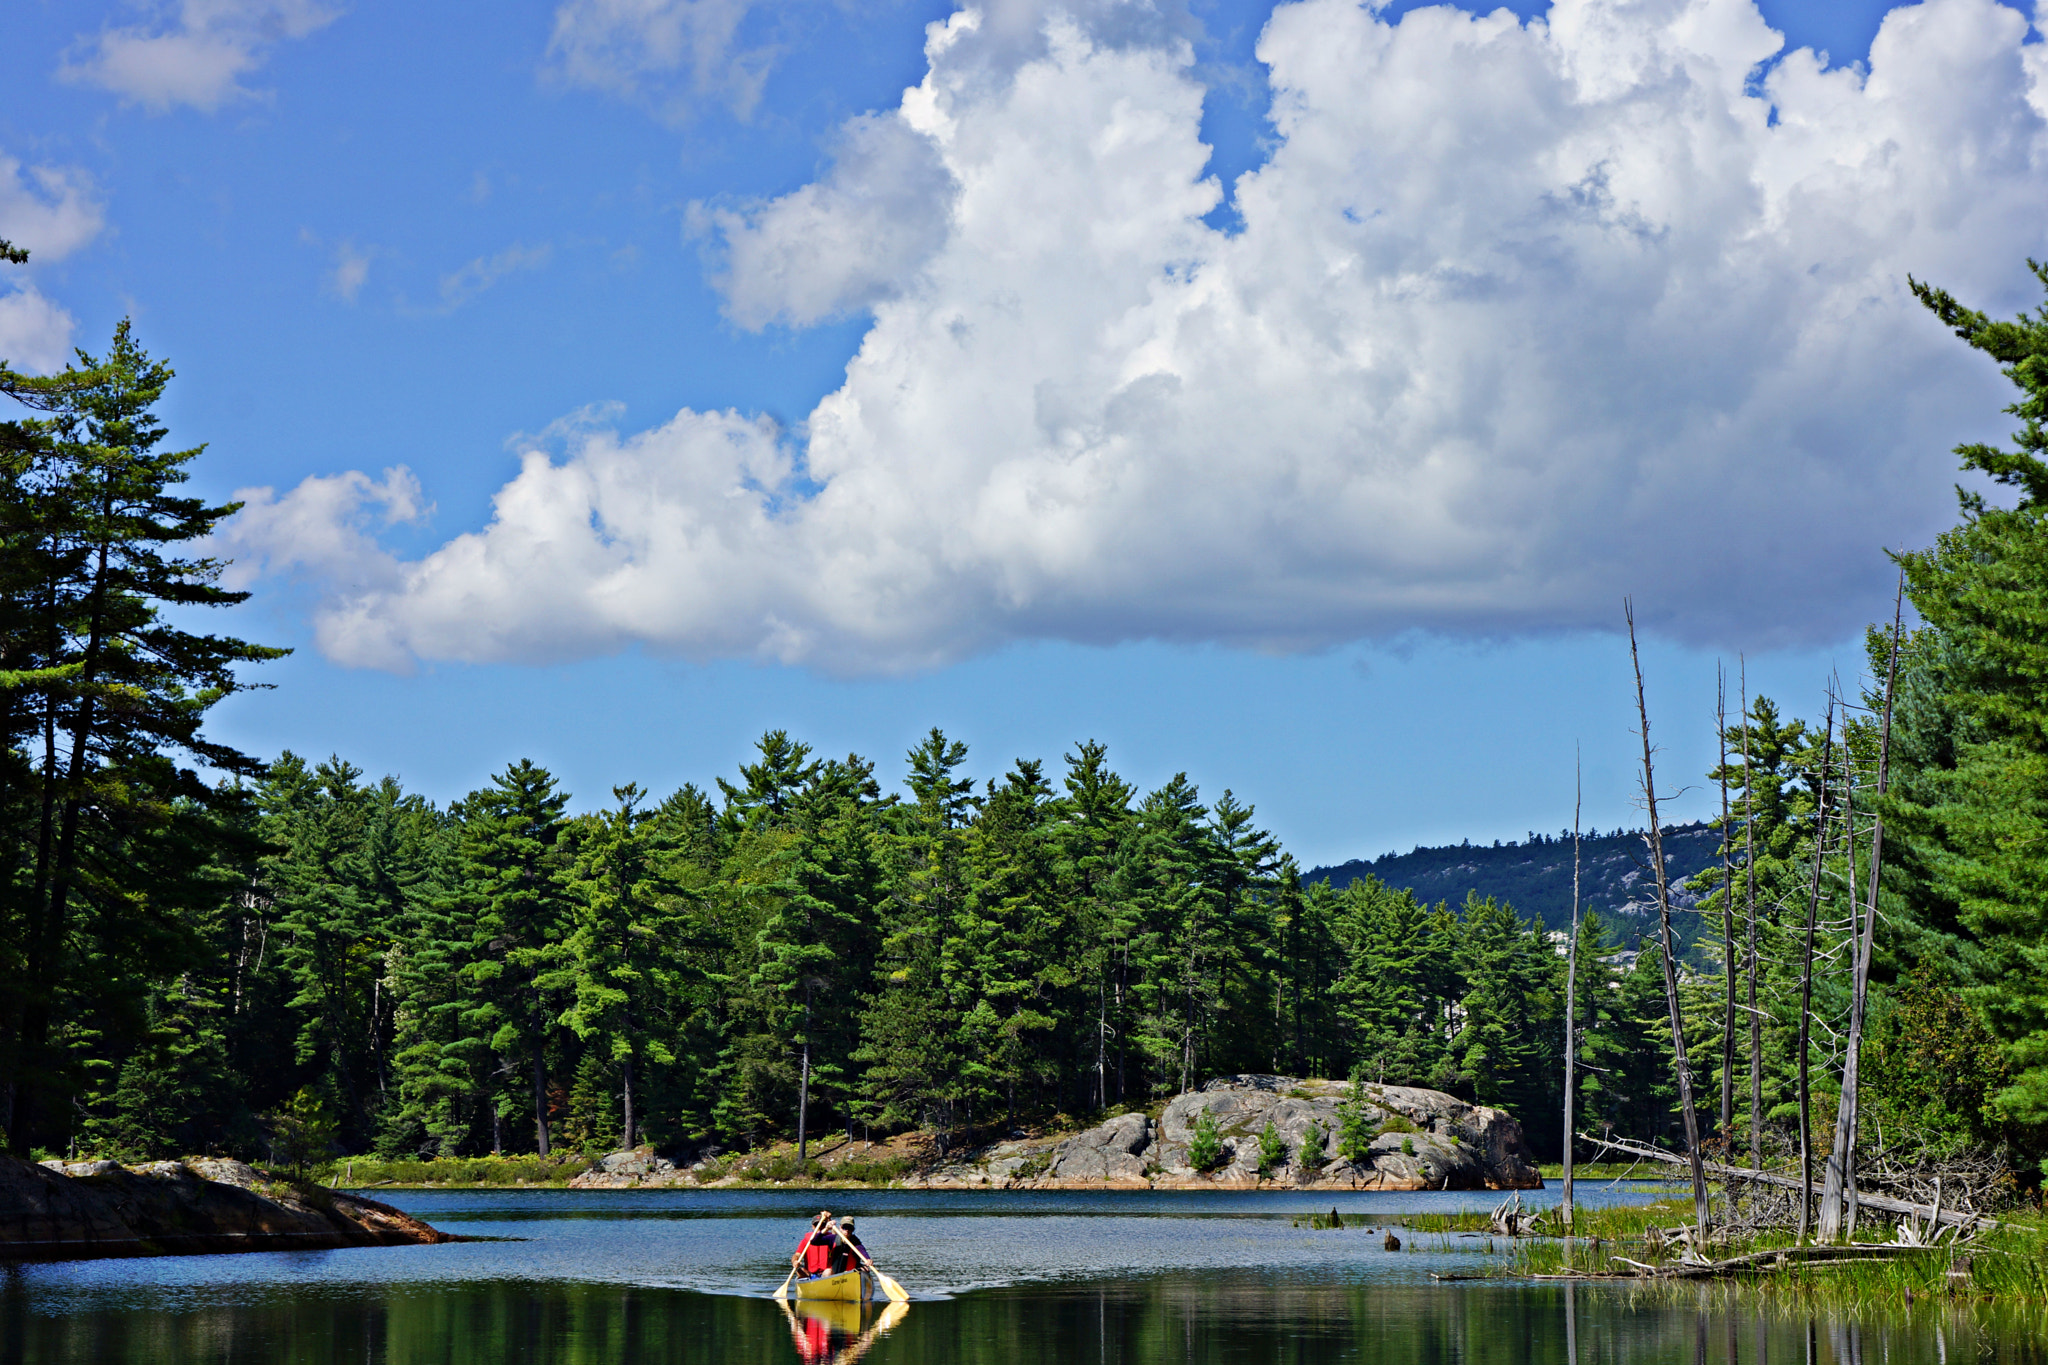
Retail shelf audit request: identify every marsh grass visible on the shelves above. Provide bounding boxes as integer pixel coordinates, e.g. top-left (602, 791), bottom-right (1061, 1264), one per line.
top-left (1509, 1209), bottom-right (2048, 1309)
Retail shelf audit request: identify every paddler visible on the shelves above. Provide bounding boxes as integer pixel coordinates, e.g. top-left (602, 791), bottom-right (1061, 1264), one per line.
top-left (791, 1209), bottom-right (838, 1280)
top-left (828, 1215), bottom-right (867, 1275)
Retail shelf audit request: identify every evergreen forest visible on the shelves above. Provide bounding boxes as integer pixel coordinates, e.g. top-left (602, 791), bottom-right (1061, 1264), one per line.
top-left (6, 243), bottom-right (2048, 1189)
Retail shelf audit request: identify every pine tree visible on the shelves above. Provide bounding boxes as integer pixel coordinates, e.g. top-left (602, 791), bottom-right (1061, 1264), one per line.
top-left (0, 321), bottom-right (283, 1154)
top-left (457, 760), bottom-right (572, 1155)
top-left (1891, 265), bottom-right (2048, 1138)
top-left (1052, 740), bottom-right (1135, 1110)
top-left (857, 730), bottom-right (974, 1141)
top-left (560, 783), bottom-right (682, 1152)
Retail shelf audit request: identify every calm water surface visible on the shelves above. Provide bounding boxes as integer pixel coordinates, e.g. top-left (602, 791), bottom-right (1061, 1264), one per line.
top-left (4, 1187), bottom-right (2041, 1363)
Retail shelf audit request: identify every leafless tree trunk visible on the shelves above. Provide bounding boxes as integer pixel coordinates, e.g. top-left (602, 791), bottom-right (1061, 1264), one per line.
top-left (533, 1047), bottom-right (551, 1157)
top-left (1820, 587), bottom-right (1905, 1239)
top-left (1795, 700), bottom-right (1835, 1242)
top-left (1626, 601), bottom-right (1711, 1239)
top-left (1742, 659), bottom-right (1763, 1171)
top-left (1821, 720), bottom-right (1858, 1239)
top-left (798, 979), bottom-right (813, 1164)
top-left (1562, 747), bottom-right (1582, 1234)
top-left (622, 1051), bottom-right (637, 1151)
top-left (1717, 666), bottom-right (1736, 1146)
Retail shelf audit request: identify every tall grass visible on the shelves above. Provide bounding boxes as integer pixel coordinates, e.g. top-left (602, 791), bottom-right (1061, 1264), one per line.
top-left (1509, 1208), bottom-right (2048, 1309)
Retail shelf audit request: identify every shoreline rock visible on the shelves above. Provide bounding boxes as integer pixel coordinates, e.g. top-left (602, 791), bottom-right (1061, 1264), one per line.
top-left (905, 1076), bottom-right (1543, 1192)
top-left (545, 1077), bottom-right (1542, 1193)
top-left (1, 1155), bottom-right (453, 1262)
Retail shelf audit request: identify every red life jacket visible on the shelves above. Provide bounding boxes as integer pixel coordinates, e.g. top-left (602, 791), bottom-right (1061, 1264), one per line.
top-left (801, 1232), bottom-right (834, 1274)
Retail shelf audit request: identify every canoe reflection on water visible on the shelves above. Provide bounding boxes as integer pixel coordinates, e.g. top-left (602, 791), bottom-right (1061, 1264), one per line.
top-left (778, 1297), bottom-right (910, 1365)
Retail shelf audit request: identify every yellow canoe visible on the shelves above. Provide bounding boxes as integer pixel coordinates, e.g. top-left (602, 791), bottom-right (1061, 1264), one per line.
top-left (793, 1268), bottom-right (872, 1303)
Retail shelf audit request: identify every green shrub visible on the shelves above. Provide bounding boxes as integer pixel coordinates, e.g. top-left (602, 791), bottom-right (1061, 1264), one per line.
top-left (1188, 1112), bottom-right (1224, 1172)
top-left (269, 1088), bottom-right (338, 1175)
top-left (1337, 1094), bottom-right (1377, 1164)
top-left (1256, 1121), bottom-right (1288, 1177)
top-left (1401, 1137), bottom-right (1416, 1157)
top-left (1374, 1114), bottom-right (1420, 1136)
top-left (1299, 1123), bottom-right (1327, 1170)
top-left (827, 1155), bottom-right (908, 1184)
top-left (321, 1154), bottom-right (592, 1187)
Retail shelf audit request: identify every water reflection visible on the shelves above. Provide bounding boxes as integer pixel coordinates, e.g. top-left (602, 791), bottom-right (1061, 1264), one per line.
top-left (7, 1270), bottom-right (2045, 1364)
top-left (778, 1298), bottom-right (910, 1365)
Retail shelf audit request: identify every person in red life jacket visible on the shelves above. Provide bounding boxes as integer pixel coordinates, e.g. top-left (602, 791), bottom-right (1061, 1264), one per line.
top-left (792, 1210), bottom-right (837, 1278)
top-left (828, 1216), bottom-right (867, 1275)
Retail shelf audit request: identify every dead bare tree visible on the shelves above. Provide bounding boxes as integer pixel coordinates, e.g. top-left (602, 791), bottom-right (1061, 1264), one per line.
top-left (1741, 659), bottom-right (1763, 1172)
top-left (1819, 583), bottom-right (1906, 1240)
top-left (1717, 665), bottom-right (1736, 1148)
top-left (1562, 746), bottom-right (1582, 1234)
top-left (1625, 600), bottom-right (1710, 1239)
top-left (1795, 697), bottom-right (1835, 1242)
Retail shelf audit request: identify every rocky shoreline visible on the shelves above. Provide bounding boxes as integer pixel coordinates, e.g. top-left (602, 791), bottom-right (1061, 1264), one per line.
top-left (0, 1155), bottom-right (452, 1262)
top-left (567, 1075), bottom-right (1543, 1192)
top-left (908, 1075), bottom-right (1542, 1191)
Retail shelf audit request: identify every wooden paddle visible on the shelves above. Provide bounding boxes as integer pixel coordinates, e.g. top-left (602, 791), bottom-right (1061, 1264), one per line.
top-left (833, 1225), bottom-right (909, 1303)
top-left (776, 1213), bottom-right (828, 1300)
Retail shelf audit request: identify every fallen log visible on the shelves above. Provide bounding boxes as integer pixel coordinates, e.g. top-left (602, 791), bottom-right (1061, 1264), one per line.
top-left (1581, 1134), bottom-right (1997, 1231)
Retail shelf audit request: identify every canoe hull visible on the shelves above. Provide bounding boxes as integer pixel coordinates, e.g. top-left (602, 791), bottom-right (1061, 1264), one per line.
top-left (793, 1268), bottom-right (872, 1303)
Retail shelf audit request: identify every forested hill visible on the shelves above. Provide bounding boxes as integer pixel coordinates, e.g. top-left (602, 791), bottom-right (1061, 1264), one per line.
top-left (1309, 824), bottom-right (1724, 940)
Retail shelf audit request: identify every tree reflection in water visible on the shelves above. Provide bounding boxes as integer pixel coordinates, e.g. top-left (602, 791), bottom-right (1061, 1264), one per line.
top-left (6, 1271), bottom-right (2047, 1364)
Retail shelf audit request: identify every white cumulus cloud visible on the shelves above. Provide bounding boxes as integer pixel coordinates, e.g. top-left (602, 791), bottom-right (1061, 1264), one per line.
top-left (0, 152), bottom-right (107, 373)
top-left (236, 0), bottom-right (2048, 673)
top-left (61, 0), bottom-right (341, 112)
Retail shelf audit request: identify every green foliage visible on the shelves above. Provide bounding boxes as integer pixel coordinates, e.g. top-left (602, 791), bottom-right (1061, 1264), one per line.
top-left (821, 1154), bottom-right (908, 1184)
top-left (1188, 1110), bottom-right (1224, 1172)
top-left (270, 1087), bottom-right (339, 1174)
top-left (1871, 261), bottom-right (2048, 1155)
top-left (324, 1153), bottom-right (591, 1186)
top-left (1256, 1120), bottom-right (1287, 1177)
top-left (1337, 1086), bottom-right (1378, 1164)
top-left (0, 320), bottom-right (283, 1157)
top-left (1298, 1122), bottom-right (1326, 1169)
top-left (1401, 1137), bottom-right (1416, 1157)
top-left (1864, 968), bottom-right (2016, 1156)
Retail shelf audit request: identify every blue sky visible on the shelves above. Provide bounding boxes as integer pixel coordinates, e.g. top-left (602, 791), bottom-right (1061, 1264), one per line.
top-left (2, 0), bottom-right (2040, 865)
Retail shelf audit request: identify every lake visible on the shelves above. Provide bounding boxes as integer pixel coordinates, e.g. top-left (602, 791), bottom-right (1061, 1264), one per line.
top-left (3, 1187), bottom-right (2040, 1363)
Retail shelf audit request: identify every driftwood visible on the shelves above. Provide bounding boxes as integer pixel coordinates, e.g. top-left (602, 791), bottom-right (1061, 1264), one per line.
top-left (1584, 1134), bottom-right (1998, 1231)
top-left (1643, 1243), bottom-right (1939, 1280)
top-left (1552, 1242), bottom-right (1948, 1281)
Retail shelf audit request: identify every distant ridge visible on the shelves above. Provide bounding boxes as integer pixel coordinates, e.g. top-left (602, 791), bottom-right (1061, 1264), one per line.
top-left (1307, 823), bottom-right (1723, 945)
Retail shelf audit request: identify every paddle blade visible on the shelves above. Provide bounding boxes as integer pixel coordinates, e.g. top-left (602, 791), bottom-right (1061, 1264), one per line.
top-left (877, 1271), bottom-right (909, 1303)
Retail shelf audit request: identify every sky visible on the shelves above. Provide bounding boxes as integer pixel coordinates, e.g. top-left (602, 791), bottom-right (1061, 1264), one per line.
top-left (2, 0), bottom-right (2042, 866)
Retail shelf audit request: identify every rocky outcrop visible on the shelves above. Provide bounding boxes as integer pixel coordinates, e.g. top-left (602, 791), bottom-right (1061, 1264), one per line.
top-left (0, 1155), bottom-right (452, 1262)
top-left (568, 1147), bottom-right (684, 1189)
top-left (904, 1076), bottom-right (1542, 1191)
top-left (1042, 1111), bottom-right (1152, 1185)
